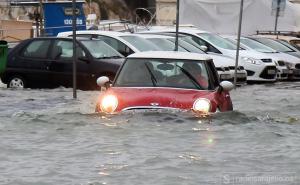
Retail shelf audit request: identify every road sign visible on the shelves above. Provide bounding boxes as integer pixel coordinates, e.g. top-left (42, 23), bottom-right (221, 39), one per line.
top-left (43, 1), bottom-right (86, 36)
top-left (271, 0), bottom-right (286, 16)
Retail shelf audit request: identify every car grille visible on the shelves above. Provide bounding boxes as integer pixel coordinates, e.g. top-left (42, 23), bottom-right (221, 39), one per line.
top-left (277, 60), bottom-right (286, 66)
top-left (246, 70), bottom-right (255, 76)
top-left (261, 59), bottom-right (273, 63)
top-left (259, 66), bottom-right (277, 79)
top-left (216, 67), bottom-right (230, 71)
top-left (229, 66), bottom-right (244, 70)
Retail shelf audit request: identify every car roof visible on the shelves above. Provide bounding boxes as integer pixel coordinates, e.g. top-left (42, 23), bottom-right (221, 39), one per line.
top-left (141, 27), bottom-right (209, 34)
top-left (58, 30), bottom-right (130, 37)
top-left (255, 34), bottom-right (300, 42)
top-left (135, 34), bottom-right (174, 39)
top-left (127, 51), bottom-right (212, 61)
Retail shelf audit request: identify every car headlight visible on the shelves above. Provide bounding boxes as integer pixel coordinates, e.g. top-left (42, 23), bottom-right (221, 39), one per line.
top-left (100, 95), bottom-right (118, 113)
top-left (193, 98), bottom-right (211, 113)
top-left (241, 57), bottom-right (262, 65)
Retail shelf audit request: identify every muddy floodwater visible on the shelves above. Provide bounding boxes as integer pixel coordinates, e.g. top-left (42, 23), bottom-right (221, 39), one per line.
top-left (0, 82), bottom-right (299, 185)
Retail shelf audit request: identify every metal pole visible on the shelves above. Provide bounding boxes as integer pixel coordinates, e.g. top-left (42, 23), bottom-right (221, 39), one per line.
top-left (72, 0), bottom-right (77, 99)
top-left (234, 0), bottom-right (244, 88)
top-left (174, 0), bottom-right (180, 51)
top-left (274, 0), bottom-right (280, 39)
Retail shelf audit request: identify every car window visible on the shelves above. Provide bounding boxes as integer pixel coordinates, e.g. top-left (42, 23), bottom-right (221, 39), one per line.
top-left (183, 34), bottom-right (221, 53)
top-left (115, 58), bottom-right (212, 90)
top-left (198, 33), bottom-right (237, 50)
top-left (22, 40), bottom-right (51, 58)
top-left (80, 40), bottom-right (123, 58)
top-left (168, 38), bottom-right (205, 54)
top-left (51, 40), bottom-right (86, 60)
top-left (96, 36), bottom-right (134, 57)
top-left (239, 38), bottom-right (276, 53)
top-left (147, 38), bottom-right (187, 52)
top-left (120, 35), bottom-right (160, 52)
top-left (253, 38), bottom-right (294, 52)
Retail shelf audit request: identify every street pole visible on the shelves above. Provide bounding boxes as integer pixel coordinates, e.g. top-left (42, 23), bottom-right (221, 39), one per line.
top-left (174, 0), bottom-right (180, 51)
top-left (72, 0), bottom-right (77, 99)
top-left (274, 0), bottom-right (280, 39)
top-left (234, 0), bottom-right (244, 88)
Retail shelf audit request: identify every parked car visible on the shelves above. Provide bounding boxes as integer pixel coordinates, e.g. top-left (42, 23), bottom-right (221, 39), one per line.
top-left (0, 37), bottom-right (124, 89)
top-left (57, 30), bottom-right (161, 56)
top-left (248, 36), bottom-right (300, 80)
top-left (136, 34), bottom-right (247, 84)
top-left (95, 51), bottom-right (234, 114)
top-left (142, 28), bottom-right (277, 82)
top-left (223, 35), bottom-right (297, 80)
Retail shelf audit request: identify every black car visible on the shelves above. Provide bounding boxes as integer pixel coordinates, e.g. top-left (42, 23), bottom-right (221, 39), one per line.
top-left (0, 37), bottom-right (124, 89)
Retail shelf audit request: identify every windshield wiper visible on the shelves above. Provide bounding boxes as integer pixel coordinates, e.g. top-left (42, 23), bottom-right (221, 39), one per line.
top-left (176, 65), bottom-right (202, 90)
top-left (145, 63), bottom-right (157, 87)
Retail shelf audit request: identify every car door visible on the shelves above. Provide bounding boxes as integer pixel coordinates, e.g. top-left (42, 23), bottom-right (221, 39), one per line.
top-left (12, 39), bottom-right (52, 87)
top-left (49, 39), bottom-right (90, 88)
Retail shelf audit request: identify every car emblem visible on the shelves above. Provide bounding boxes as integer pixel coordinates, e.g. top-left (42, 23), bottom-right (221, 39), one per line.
top-left (150, 102), bottom-right (159, 106)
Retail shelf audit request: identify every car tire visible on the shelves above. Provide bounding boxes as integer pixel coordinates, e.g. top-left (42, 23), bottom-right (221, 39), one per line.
top-left (7, 75), bottom-right (26, 89)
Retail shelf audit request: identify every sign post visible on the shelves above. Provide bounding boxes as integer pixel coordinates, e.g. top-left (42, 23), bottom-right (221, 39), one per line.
top-left (174, 0), bottom-right (180, 51)
top-left (234, 0), bottom-right (244, 88)
top-left (72, 0), bottom-right (77, 99)
top-left (272, 0), bottom-right (286, 38)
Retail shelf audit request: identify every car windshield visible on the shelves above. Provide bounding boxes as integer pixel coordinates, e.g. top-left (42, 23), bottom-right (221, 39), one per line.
top-left (168, 38), bottom-right (205, 54)
top-left (120, 35), bottom-right (160, 51)
top-left (198, 33), bottom-right (237, 50)
top-left (240, 38), bottom-right (277, 53)
top-left (81, 40), bottom-right (123, 58)
top-left (253, 38), bottom-right (294, 52)
top-left (147, 38), bottom-right (187, 52)
top-left (114, 58), bottom-right (212, 90)
top-left (277, 40), bottom-right (300, 52)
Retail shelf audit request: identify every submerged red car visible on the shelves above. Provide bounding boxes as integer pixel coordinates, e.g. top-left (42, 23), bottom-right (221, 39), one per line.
top-left (95, 51), bottom-right (234, 114)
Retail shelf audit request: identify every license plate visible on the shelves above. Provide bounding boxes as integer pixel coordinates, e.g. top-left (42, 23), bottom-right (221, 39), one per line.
top-left (293, 69), bottom-right (300, 75)
top-left (282, 69), bottom-right (289, 74)
top-left (236, 73), bottom-right (246, 78)
top-left (267, 70), bottom-right (276, 75)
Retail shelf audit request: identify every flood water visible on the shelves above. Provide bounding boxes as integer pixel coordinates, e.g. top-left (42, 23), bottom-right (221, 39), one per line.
top-left (0, 82), bottom-right (299, 185)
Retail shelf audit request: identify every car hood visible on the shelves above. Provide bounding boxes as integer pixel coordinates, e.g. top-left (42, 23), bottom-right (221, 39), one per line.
top-left (205, 54), bottom-right (236, 67)
top-left (268, 52), bottom-right (300, 64)
top-left (94, 58), bottom-right (125, 65)
top-left (102, 87), bottom-right (217, 111)
top-left (224, 50), bottom-right (273, 60)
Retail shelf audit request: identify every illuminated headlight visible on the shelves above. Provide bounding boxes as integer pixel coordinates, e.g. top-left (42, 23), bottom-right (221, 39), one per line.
top-left (100, 95), bottom-right (118, 113)
top-left (193, 98), bottom-right (211, 113)
top-left (241, 57), bottom-right (262, 65)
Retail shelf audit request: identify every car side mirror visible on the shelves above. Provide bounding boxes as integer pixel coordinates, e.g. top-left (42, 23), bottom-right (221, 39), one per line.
top-left (78, 56), bottom-right (90, 63)
top-left (200, 45), bottom-right (208, 52)
top-left (219, 81), bottom-right (234, 92)
top-left (97, 76), bottom-right (110, 89)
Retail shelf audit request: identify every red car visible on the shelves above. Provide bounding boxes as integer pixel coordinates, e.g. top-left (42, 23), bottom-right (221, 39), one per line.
top-left (95, 51), bottom-right (234, 115)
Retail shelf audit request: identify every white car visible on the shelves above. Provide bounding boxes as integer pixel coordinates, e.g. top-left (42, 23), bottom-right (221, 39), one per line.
top-left (223, 35), bottom-right (295, 80)
top-left (247, 36), bottom-right (300, 80)
top-left (142, 28), bottom-right (277, 82)
top-left (136, 34), bottom-right (247, 84)
top-left (57, 30), bottom-right (161, 57)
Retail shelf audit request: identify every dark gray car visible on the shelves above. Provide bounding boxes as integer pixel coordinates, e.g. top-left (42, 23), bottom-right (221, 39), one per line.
top-left (0, 37), bottom-right (124, 89)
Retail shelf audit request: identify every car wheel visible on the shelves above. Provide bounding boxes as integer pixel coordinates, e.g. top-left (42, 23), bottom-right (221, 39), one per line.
top-left (8, 76), bottom-right (26, 89)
